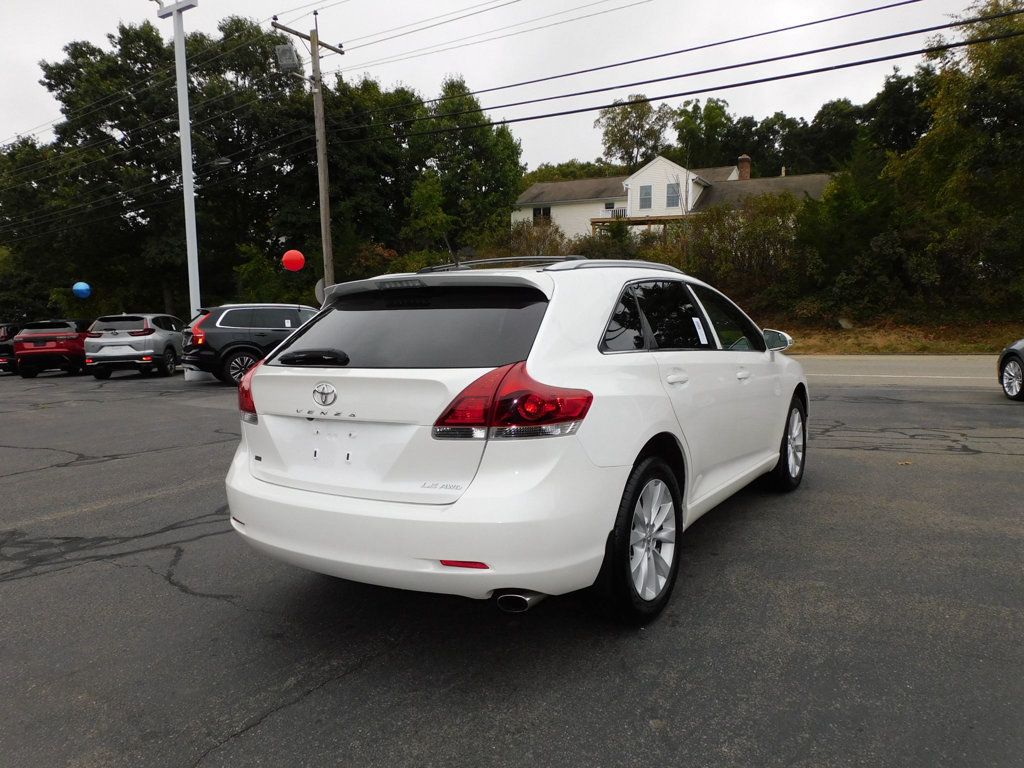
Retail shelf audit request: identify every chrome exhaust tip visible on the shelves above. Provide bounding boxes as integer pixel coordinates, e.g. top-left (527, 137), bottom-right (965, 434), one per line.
top-left (495, 590), bottom-right (546, 613)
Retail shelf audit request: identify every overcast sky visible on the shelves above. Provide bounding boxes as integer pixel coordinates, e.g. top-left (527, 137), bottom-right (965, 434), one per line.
top-left (1, 0), bottom-right (970, 169)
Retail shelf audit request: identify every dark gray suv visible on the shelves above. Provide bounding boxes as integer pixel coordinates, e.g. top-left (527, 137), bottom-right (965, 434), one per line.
top-left (181, 303), bottom-right (318, 385)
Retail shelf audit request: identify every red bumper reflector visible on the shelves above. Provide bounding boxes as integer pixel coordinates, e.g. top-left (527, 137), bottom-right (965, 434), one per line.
top-left (141, 355), bottom-right (153, 362)
top-left (440, 560), bottom-right (489, 569)
top-left (85, 358), bottom-right (93, 364)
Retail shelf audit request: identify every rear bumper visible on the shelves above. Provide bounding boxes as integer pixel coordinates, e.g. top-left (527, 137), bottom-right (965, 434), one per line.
top-left (226, 436), bottom-right (628, 599)
top-left (15, 350), bottom-right (82, 368)
top-left (86, 351), bottom-right (155, 369)
top-left (181, 349), bottom-right (218, 373)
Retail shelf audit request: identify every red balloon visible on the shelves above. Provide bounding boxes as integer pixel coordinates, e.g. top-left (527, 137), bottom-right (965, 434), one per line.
top-left (282, 249), bottom-right (305, 271)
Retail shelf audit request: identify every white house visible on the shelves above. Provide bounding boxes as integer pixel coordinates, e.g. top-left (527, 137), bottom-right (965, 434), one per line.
top-left (512, 154), bottom-right (829, 238)
top-left (512, 175), bottom-right (628, 238)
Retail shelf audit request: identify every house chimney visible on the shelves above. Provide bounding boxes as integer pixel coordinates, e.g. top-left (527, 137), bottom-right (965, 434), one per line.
top-left (738, 154), bottom-right (751, 181)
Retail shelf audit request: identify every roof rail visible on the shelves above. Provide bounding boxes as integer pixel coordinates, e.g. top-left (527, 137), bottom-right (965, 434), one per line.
top-left (417, 255), bottom-right (587, 273)
top-left (543, 259), bottom-right (683, 274)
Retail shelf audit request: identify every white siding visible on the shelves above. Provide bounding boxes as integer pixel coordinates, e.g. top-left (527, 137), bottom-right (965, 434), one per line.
top-left (624, 156), bottom-right (702, 217)
top-left (512, 198), bottom-right (626, 238)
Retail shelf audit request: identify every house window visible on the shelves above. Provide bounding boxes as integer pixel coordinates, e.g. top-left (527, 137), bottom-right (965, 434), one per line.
top-left (532, 206), bottom-right (551, 225)
top-left (638, 185), bottom-right (652, 210)
top-left (604, 201), bottom-right (615, 210)
top-left (666, 182), bottom-right (680, 208)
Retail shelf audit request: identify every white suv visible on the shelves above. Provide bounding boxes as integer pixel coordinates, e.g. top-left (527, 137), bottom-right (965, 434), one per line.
top-left (225, 259), bottom-right (808, 623)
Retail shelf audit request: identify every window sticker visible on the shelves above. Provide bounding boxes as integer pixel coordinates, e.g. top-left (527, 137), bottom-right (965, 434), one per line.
top-left (692, 317), bottom-right (708, 345)
top-left (285, 319), bottom-right (292, 328)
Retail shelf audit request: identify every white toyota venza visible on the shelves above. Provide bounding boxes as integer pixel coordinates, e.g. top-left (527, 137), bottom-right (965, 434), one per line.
top-left (226, 259), bottom-right (808, 622)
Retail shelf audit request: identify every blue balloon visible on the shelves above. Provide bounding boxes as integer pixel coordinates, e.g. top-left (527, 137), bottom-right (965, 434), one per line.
top-left (72, 281), bottom-right (91, 299)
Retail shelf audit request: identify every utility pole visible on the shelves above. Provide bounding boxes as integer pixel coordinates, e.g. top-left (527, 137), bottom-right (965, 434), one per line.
top-left (271, 12), bottom-right (344, 286)
top-left (152, 0), bottom-right (201, 320)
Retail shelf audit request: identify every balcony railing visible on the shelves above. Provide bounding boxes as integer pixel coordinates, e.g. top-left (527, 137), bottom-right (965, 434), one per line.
top-left (602, 208), bottom-right (628, 219)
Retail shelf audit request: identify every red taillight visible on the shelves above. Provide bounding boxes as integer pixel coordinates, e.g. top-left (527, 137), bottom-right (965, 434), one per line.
top-left (191, 313), bottom-right (210, 345)
top-left (85, 358), bottom-right (94, 364)
top-left (433, 363), bottom-right (515, 438)
top-left (433, 361), bottom-right (592, 440)
top-left (440, 560), bottom-right (490, 569)
top-left (129, 327), bottom-right (155, 337)
top-left (86, 332), bottom-right (102, 338)
top-left (238, 361), bottom-right (261, 424)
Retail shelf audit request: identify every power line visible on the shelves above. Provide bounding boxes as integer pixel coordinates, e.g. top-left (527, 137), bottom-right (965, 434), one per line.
top-left (326, 9), bottom-right (1023, 138)
top-left (332, 0), bottom-right (651, 70)
top-left (344, 0), bottom-right (522, 52)
top-left (326, 29), bottom-right (1024, 148)
top-left (342, 0), bottom-right (511, 45)
top-left (414, 0), bottom-right (924, 106)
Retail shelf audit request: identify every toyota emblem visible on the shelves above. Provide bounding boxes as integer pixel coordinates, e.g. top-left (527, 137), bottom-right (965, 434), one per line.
top-left (312, 383), bottom-right (337, 407)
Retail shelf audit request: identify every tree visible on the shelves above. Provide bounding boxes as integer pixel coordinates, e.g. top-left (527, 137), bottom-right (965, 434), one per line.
top-left (863, 67), bottom-right (937, 154)
top-left (522, 158), bottom-right (625, 187)
top-left (593, 95), bottom-right (674, 170)
top-left (668, 98), bottom-right (736, 167)
top-left (885, 0), bottom-right (1024, 309)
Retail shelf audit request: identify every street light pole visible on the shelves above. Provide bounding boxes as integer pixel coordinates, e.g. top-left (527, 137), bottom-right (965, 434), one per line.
top-left (154, 0), bottom-right (201, 321)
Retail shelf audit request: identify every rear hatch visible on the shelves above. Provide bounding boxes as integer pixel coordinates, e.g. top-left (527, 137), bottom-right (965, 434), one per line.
top-left (244, 278), bottom-right (550, 505)
top-left (86, 316), bottom-right (151, 355)
top-left (15, 321), bottom-right (78, 351)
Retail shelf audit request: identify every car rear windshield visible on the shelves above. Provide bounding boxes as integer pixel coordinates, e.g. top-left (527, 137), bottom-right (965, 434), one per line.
top-left (271, 286), bottom-right (548, 369)
top-left (91, 316), bottom-right (146, 331)
top-left (22, 321), bottom-right (74, 331)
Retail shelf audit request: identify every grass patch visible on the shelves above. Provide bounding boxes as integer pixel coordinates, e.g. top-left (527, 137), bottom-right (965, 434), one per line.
top-left (768, 322), bottom-right (1022, 355)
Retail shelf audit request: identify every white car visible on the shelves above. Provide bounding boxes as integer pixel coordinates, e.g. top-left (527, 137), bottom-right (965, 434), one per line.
top-left (225, 259), bottom-right (808, 623)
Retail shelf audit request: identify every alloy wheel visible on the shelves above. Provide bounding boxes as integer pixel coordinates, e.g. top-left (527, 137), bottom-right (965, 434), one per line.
top-left (1003, 359), bottom-right (1023, 398)
top-left (229, 354), bottom-right (256, 384)
top-left (787, 407), bottom-right (805, 478)
top-left (628, 478), bottom-right (677, 601)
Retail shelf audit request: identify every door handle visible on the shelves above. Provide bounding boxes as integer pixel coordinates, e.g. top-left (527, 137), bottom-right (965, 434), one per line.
top-left (665, 374), bottom-right (689, 385)
top-left (735, 370), bottom-right (751, 381)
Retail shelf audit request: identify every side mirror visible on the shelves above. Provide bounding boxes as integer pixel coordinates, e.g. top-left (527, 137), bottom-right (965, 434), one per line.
top-left (763, 328), bottom-right (793, 352)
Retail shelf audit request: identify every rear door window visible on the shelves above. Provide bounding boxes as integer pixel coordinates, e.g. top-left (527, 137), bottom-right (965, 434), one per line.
top-left (634, 281), bottom-right (715, 350)
top-left (218, 309), bottom-right (254, 328)
top-left (251, 307), bottom-right (300, 329)
top-left (272, 286), bottom-right (548, 369)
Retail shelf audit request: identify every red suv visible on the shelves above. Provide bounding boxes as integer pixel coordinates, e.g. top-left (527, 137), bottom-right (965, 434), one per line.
top-left (14, 319), bottom-right (91, 378)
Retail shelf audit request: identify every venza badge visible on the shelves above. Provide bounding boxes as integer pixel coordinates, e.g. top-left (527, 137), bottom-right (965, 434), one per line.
top-left (312, 383), bottom-right (338, 407)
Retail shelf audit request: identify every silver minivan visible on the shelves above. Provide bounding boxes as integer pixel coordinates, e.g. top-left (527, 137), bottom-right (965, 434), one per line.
top-left (85, 313), bottom-right (184, 379)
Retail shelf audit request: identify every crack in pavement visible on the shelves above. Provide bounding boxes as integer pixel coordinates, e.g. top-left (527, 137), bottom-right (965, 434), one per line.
top-left (0, 508), bottom-right (231, 583)
top-left (188, 645), bottom-right (395, 768)
top-left (0, 436), bottom-right (239, 480)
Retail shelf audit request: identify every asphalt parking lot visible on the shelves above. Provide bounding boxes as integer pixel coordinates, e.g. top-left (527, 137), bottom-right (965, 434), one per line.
top-left (1, 357), bottom-right (1021, 768)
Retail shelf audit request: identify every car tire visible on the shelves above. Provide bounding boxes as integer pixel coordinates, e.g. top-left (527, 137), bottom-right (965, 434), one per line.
top-left (1000, 355), bottom-right (1024, 401)
top-left (92, 369), bottom-right (112, 380)
top-left (591, 456), bottom-right (683, 625)
top-left (159, 348), bottom-right (177, 377)
top-left (19, 367), bottom-right (37, 379)
top-left (221, 349), bottom-right (259, 386)
top-left (766, 395), bottom-right (807, 492)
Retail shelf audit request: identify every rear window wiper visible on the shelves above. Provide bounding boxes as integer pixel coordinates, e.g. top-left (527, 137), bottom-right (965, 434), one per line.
top-left (277, 349), bottom-right (350, 367)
